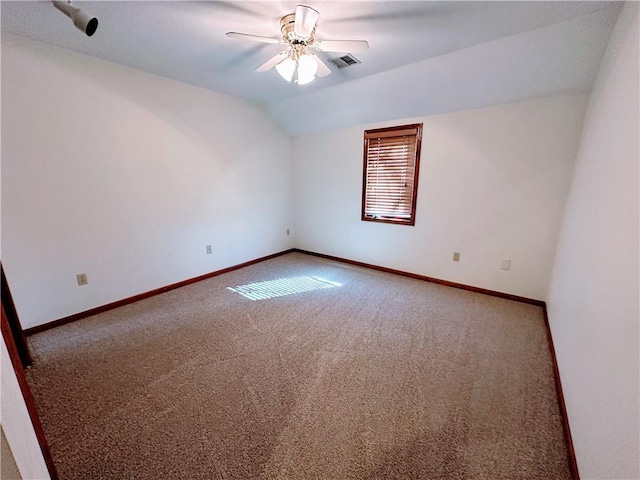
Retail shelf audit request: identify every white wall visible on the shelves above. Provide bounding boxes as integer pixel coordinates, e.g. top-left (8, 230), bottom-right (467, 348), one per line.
top-left (1, 336), bottom-right (50, 480)
top-left (293, 92), bottom-right (588, 300)
top-left (0, 27), bottom-right (42, 480)
top-left (1, 34), bottom-right (294, 329)
top-left (547, 3), bottom-right (639, 479)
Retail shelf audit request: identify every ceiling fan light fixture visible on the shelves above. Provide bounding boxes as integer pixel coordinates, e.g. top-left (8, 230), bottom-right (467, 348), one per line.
top-left (298, 54), bottom-right (318, 76)
top-left (229, 5), bottom-right (369, 85)
top-left (296, 53), bottom-right (318, 84)
top-left (276, 57), bottom-right (296, 82)
top-left (276, 52), bottom-right (318, 85)
top-left (296, 71), bottom-right (315, 85)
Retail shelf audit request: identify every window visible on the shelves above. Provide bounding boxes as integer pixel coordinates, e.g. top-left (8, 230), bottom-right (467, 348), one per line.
top-left (361, 123), bottom-right (423, 226)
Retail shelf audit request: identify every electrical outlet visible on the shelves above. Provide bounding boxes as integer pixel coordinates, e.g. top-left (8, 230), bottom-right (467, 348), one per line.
top-left (502, 259), bottom-right (511, 271)
top-left (286, 228), bottom-right (290, 236)
top-left (206, 245), bottom-right (212, 255)
top-left (452, 252), bottom-right (460, 262)
top-left (76, 273), bottom-right (88, 286)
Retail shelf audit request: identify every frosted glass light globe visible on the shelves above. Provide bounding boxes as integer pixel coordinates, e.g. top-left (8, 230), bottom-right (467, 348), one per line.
top-left (296, 54), bottom-right (318, 84)
top-left (276, 57), bottom-right (296, 82)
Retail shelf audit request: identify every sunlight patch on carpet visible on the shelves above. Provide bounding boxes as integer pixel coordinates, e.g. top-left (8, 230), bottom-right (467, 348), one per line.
top-left (228, 276), bottom-right (341, 301)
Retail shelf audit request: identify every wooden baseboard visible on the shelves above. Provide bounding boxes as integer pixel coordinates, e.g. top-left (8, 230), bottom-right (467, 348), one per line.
top-left (26, 247), bottom-right (542, 336)
top-left (542, 305), bottom-right (580, 480)
top-left (24, 249), bottom-right (295, 336)
top-left (292, 248), bottom-right (544, 306)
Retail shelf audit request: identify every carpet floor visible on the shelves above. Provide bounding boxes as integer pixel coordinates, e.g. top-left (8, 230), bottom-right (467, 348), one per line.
top-left (26, 252), bottom-right (571, 479)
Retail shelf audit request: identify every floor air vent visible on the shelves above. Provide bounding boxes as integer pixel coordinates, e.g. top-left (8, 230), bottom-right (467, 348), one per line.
top-left (330, 54), bottom-right (361, 69)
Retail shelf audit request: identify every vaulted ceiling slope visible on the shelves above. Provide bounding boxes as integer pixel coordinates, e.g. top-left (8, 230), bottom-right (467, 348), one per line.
top-left (1, 1), bottom-right (622, 135)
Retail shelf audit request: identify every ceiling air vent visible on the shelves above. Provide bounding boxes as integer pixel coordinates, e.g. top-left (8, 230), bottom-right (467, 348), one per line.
top-left (329, 54), bottom-right (361, 69)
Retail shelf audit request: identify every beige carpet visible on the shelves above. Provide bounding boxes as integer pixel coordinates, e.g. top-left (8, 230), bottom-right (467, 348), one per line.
top-left (26, 252), bottom-right (571, 479)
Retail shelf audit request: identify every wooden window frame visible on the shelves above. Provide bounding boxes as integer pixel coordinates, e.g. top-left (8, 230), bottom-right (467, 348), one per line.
top-left (361, 123), bottom-right (423, 226)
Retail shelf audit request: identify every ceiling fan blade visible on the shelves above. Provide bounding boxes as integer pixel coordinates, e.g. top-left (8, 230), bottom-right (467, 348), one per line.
top-left (255, 51), bottom-right (288, 72)
top-left (226, 32), bottom-right (281, 45)
top-left (294, 5), bottom-right (319, 39)
top-left (314, 40), bottom-right (369, 53)
top-left (309, 53), bottom-right (331, 77)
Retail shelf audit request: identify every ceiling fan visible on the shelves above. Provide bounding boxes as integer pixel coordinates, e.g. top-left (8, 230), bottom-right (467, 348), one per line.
top-left (226, 5), bottom-right (369, 85)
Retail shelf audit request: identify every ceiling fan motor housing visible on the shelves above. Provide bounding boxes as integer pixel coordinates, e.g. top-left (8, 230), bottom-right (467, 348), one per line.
top-left (280, 13), bottom-right (315, 45)
top-left (226, 5), bottom-right (367, 82)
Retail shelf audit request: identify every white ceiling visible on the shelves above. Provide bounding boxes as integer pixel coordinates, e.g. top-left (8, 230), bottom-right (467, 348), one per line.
top-left (1, 1), bottom-right (622, 135)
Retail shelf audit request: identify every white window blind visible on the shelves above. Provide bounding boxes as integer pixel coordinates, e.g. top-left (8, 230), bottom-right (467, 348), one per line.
top-left (362, 124), bottom-right (422, 225)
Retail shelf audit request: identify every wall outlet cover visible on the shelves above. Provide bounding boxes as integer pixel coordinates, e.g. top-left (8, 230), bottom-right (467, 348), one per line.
top-left (453, 252), bottom-right (461, 262)
top-left (76, 273), bottom-right (88, 286)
